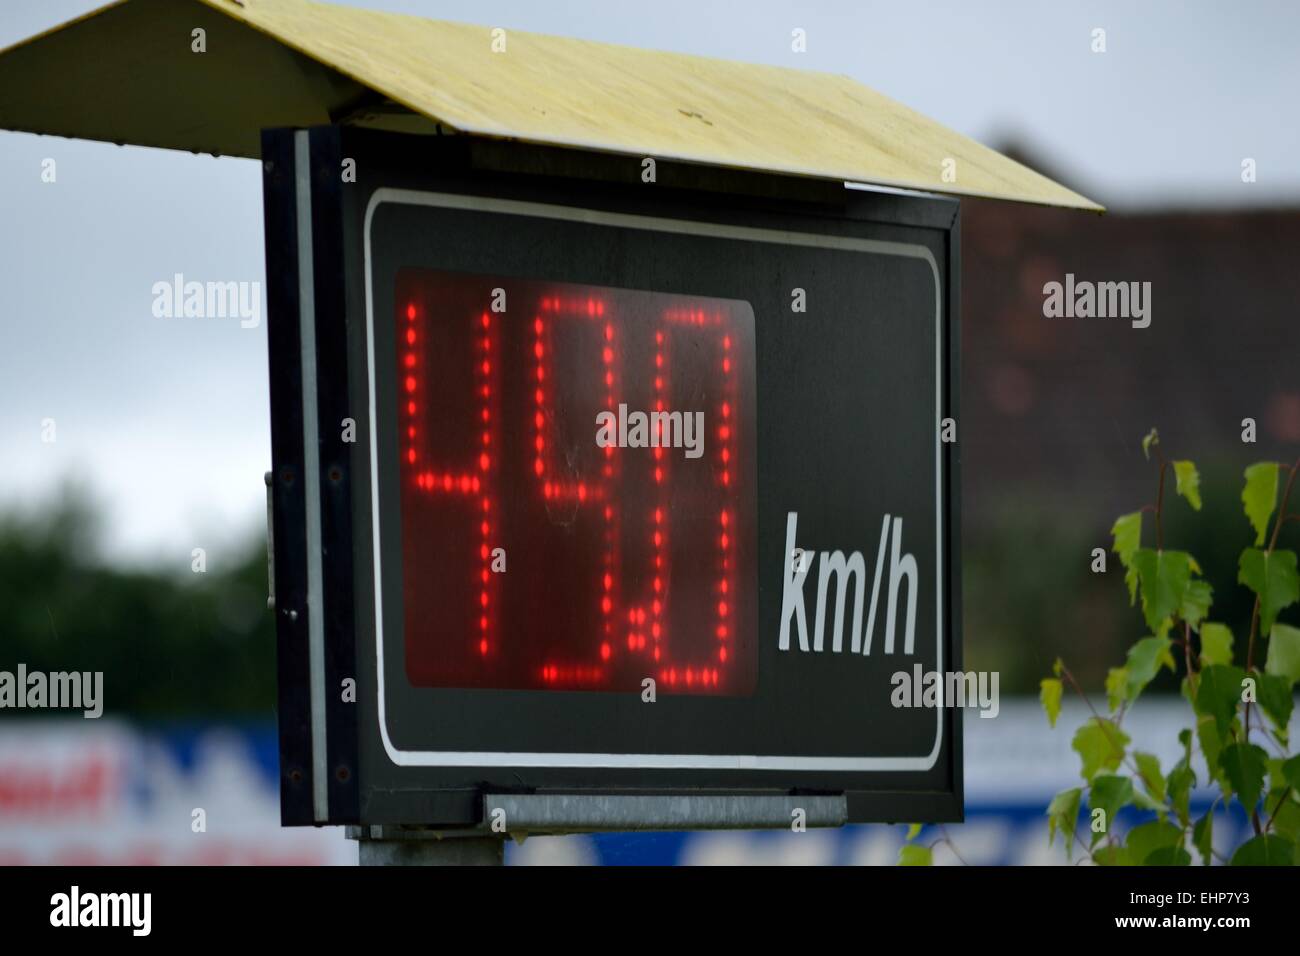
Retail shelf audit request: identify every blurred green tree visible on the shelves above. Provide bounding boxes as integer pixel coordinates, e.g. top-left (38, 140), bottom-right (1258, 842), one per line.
top-left (0, 487), bottom-right (275, 717)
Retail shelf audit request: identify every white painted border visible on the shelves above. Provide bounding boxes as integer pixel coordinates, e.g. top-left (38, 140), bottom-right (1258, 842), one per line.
top-left (363, 188), bottom-right (945, 770)
top-left (296, 132), bottom-right (330, 820)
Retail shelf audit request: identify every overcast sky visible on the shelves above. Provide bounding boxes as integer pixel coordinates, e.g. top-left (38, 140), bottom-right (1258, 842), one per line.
top-left (2, 0), bottom-right (1298, 566)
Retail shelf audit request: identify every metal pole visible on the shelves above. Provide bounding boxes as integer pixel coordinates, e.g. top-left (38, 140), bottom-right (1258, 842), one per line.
top-left (347, 826), bottom-right (505, 865)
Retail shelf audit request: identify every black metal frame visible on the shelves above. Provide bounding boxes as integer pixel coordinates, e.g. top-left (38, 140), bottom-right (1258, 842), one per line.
top-left (264, 125), bottom-right (962, 829)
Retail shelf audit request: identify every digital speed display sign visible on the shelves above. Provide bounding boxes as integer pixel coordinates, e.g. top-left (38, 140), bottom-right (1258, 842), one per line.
top-left (264, 127), bottom-right (961, 829)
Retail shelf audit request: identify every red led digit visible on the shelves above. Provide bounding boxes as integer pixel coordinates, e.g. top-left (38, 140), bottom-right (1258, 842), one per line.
top-left (647, 306), bottom-right (744, 690)
top-left (398, 290), bottom-right (498, 679)
top-left (532, 295), bottom-right (620, 685)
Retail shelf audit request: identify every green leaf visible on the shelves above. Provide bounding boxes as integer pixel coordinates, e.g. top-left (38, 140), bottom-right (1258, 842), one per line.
top-left (1165, 729), bottom-right (1196, 827)
top-left (1105, 668), bottom-right (1128, 712)
top-left (1111, 511), bottom-right (1142, 568)
top-left (1257, 673), bottom-right (1294, 743)
top-left (1134, 752), bottom-right (1166, 804)
top-left (1047, 787), bottom-right (1082, 855)
top-left (904, 822), bottom-right (922, 842)
top-left (1126, 820), bottom-right (1182, 864)
top-left (1173, 460), bottom-right (1202, 511)
top-left (1123, 635), bottom-right (1176, 702)
top-left (1132, 549), bottom-right (1192, 633)
top-left (1242, 462), bottom-right (1280, 546)
top-left (1144, 846), bottom-right (1192, 866)
top-left (1168, 762), bottom-right (1195, 827)
top-left (1266, 757), bottom-right (1300, 830)
top-left (1112, 512), bottom-right (1143, 604)
top-left (1142, 428), bottom-right (1159, 460)
top-left (1283, 755), bottom-right (1300, 792)
top-left (1199, 623), bottom-right (1234, 667)
top-left (1130, 788), bottom-right (1166, 815)
top-left (1039, 678), bottom-right (1063, 728)
top-left (1092, 845), bottom-right (1133, 866)
top-left (1268, 792), bottom-right (1300, 841)
top-left (1266, 622), bottom-right (1300, 685)
top-left (1072, 718), bottom-right (1130, 781)
top-left (1195, 664), bottom-right (1247, 735)
top-left (1088, 775), bottom-right (1134, 846)
top-left (1230, 834), bottom-right (1295, 866)
top-left (898, 843), bottom-right (932, 866)
top-left (1238, 549), bottom-right (1300, 637)
top-left (1269, 757), bottom-right (1291, 792)
top-left (1196, 714), bottom-right (1234, 798)
top-left (1193, 811), bottom-right (1214, 865)
top-left (1052, 657), bottom-right (1063, 678)
top-left (1180, 579), bottom-right (1213, 630)
top-left (1219, 743), bottom-right (1269, 813)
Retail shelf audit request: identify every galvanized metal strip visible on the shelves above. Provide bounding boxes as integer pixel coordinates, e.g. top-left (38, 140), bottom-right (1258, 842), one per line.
top-left (483, 794), bottom-right (848, 832)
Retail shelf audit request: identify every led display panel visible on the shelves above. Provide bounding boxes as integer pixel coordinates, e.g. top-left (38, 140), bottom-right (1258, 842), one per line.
top-left (396, 271), bottom-right (758, 694)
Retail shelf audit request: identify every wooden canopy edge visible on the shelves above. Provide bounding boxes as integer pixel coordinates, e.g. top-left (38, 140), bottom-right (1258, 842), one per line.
top-left (0, 0), bottom-right (1103, 211)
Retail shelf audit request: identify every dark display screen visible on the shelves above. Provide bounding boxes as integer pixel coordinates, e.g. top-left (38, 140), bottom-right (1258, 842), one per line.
top-left (396, 270), bottom-right (757, 695)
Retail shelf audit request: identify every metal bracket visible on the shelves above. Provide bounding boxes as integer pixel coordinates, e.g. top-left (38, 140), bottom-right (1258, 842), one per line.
top-left (264, 470), bottom-right (275, 611)
top-left (346, 826), bottom-right (504, 866)
top-left (482, 793), bottom-right (847, 834)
